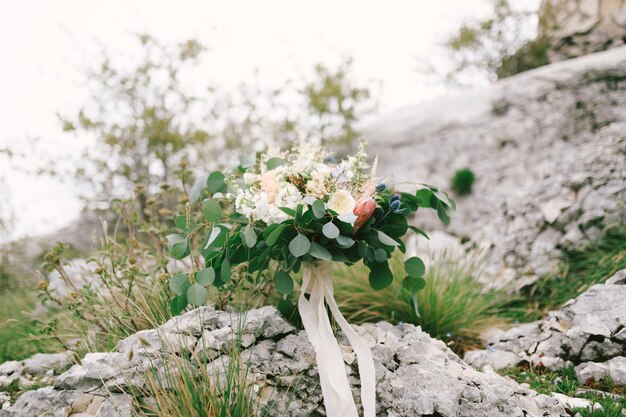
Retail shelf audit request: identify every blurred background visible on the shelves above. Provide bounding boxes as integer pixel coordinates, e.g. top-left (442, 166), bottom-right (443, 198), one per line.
top-left (0, 1), bottom-right (625, 410)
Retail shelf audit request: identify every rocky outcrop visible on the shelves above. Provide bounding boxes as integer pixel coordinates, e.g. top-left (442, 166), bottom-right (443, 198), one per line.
top-left (539, 0), bottom-right (626, 61)
top-left (0, 352), bottom-right (74, 391)
top-left (464, 270), bottom-right (626, 385)
top-left (366, 47), bottom-right (626, 288)
top-left (1, 306), bottom-right (569, 417)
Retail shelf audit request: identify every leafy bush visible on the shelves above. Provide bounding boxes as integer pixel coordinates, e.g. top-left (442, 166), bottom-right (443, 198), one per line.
top-left (451, 168), bottom-right (475, 196)
top-left (32, 182), bottom-right (196, 354)
top-left (332, 253), bottom-right (511, 353)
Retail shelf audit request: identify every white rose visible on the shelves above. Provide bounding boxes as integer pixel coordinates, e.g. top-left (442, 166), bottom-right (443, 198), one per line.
top-left (327, 189), bottom-right (356, 215)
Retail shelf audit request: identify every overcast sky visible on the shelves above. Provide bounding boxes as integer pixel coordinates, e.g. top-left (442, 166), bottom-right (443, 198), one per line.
top-left (0, 0), bottom-right (533, 241)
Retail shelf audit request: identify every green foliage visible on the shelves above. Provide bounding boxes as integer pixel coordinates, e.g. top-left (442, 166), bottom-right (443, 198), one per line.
top-left (332, 254), bottom-right (511, 353)
top-left (504, 225), bottom-right (626, 322)
top-left (303, 58), bottom-right (378, 146)
top-left (497, 37), bottom-right (550, 78)
top-left (451, 168), bottom-right (476, 196)
top-left (31, 185), bottom-right (199, 354)
top-left (58, 34), bottom-right (214, 206)
top-left (442, 0), bottom-right (539, 84)
top-left (501, 365), bottom-right (626, 417)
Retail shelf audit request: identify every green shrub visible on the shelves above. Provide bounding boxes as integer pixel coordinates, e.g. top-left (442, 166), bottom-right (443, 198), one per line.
top-left (332, 253), bottom-right (511, 353)
top-left (451, 168), bottom-right (475, 196)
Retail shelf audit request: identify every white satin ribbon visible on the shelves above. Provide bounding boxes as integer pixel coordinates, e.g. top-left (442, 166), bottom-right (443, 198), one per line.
top-left (298, 262), bottom-right (376, 417)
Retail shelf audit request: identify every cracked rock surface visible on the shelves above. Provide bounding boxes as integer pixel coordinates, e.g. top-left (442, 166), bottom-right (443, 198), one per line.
top-left (1, 305), bottom-right (569, 417)
top-left (366, 47), bottom-right (626, 288)
top-left (465, 269), bottom-right (626, 385)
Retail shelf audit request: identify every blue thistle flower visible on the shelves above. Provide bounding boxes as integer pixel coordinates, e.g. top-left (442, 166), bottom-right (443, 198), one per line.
top-left (375, 183), bottom-right (386, 192)
top-left (390, 200), bottom-right (401, 212)
top-left (390, 194), bottom-right (400, 203)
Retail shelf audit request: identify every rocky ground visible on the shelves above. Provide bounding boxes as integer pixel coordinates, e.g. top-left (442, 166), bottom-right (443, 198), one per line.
top-left (465, 269), bottom-right (626, 383)
top-left (367, 46), bottom-right (626, 288)
top-left (1, 305), bottom-right (575, 417)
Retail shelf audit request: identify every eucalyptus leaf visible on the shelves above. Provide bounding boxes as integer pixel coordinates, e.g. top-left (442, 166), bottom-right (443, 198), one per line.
top-left (311, 200), bottom-right (326, 219)
top-left (170, 294), bottom-right (188, 315)
top-left (206, 171), bottom-right (227, 194)
top-left (405, 276), bottom-right (426, 292)
top-left (265, 157), bottom-right (285, 171)
top-left (404, 257), bottom-right (426, 278)
top-left (377, 230), bottom-right (400, 247)
top-left (374, 248), bottom-right (387, 263)
top-left (242, 226), bottom-right (257, 248)
top-left (220, 258), bottom-right (231, 283)
top-left (335, 234), bottom-right (355, 248)
top-left (195, 268), bottom-right (215, 286)
top-left (169, 273), bottom-right (190, 295)
top-left (309, 242), bottom-right (332, 261)
top-left (368, 262), bottom-right (393, 290)
top-left (289, 234), bottom-right (311, 258)
top-left (266, 224), bottom-right (287, 246)
top-left (275, 270), bottom-right (294, 295)
top-left (187, 283), bottom-right (208, 306)
top-left (202, 199), bottom-right (222, 222)
top-left (322, 222), bottom-right (340, 239)
top-left (266, 157), bottom-right (285, 170)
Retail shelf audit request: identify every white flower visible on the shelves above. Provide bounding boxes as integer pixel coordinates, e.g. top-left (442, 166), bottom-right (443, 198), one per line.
top-left (260, 169), bottom-right (281, 203)
top-left (306, 166), bottom-right (332, 198)
top-left (327, 189), bottom-right (356, 215)
top-left (243, 173), bottom-right (257, 186)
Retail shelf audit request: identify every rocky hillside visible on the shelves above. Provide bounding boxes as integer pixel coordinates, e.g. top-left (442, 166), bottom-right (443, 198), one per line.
top-left (367, 46), bottom-right (626, 288)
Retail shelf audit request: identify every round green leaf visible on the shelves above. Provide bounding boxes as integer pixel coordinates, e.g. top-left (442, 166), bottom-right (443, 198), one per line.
top-left (195, 268), bottom-right (215, 286)
top-left (206, 171), bottom-right (227, 194)
top-left (311, 200), bottom-right (326, 219)
top-left (169, 273), bottom-right (190, 295)
top-left (377, 230), bottom-right (400, 247)
top-left (266, 157), bottom-right (285, 170)
top-left (275, 270), bottom-right (294, 295)
top-left (170, 240), bottom-right (190, 260)
top-left (309, 241), bottom-right (332, 261)
top-left (242, 226), bottom-right (257, 248)
top-left (405, 276), bottom-right (426, 292)
top-left (368, 262), bottom-right (393, 290)
top-left (170, 293), bottom-right (188, 315)
top-left (335, 235), bottom-right (355, 248)
top-left (202, 199), bottom-right (222, 222)
top-left (289, 233), bottom-right (311, 258)
top-left (374, 248), bottom-right (387, 263)
top-left (220, 258), bottom-right (231, 283)
top-left (187, 283), bottom-right (208, 306)
top-left (404, 257), bottom-right (426, 278)
top-left (322, 222), bottom-right (340, 239)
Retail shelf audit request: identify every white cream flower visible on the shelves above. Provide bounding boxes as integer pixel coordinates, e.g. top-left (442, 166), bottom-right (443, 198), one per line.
top-left (327, 189), bottom-right (356, 215)
top-left (243, 173), bottom-right (258, 186)
top-left (260, 169), bottom-right (281, 203)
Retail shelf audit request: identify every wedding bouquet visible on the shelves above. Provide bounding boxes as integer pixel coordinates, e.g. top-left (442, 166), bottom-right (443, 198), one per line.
top-left (167, 140), bottom-right (453, 416)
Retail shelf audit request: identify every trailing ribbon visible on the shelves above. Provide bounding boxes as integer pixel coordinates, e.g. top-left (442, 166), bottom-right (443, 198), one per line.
top-left (298, 262), bottom-right (376, 417)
